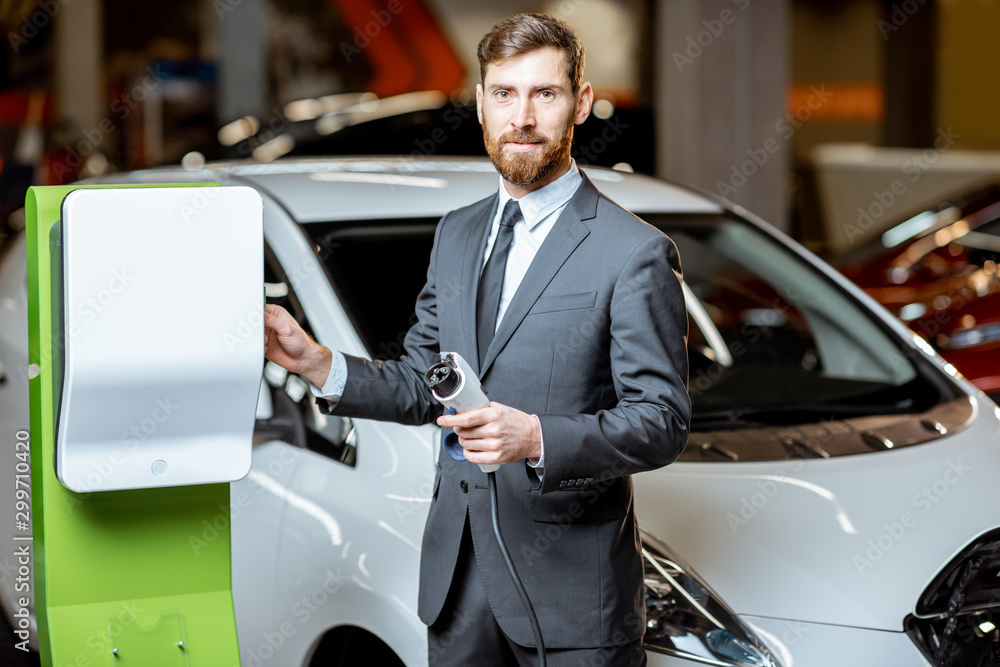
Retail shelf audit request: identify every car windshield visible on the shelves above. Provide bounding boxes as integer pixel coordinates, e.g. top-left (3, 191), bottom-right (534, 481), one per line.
top-left (645, 214), bottom-right (938, 422)
top-left (303, 212), bottom-right (954, 428)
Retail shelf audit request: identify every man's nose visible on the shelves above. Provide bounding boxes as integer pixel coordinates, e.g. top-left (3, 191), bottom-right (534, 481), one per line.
top-left (511, 97), bottom-right (535, 128)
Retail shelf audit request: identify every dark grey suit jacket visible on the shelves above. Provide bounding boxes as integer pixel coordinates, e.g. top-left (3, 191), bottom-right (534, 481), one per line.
top-left (322, 172), bottom-right (690, 649)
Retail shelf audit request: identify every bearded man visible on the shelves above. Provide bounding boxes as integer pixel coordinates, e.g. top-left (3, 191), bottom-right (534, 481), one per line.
top-left (263, 12), bottom-right (690, 666)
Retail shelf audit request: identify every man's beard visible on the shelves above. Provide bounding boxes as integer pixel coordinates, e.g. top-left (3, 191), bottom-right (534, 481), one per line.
top-left (482, 115), bottom-right (575, 187)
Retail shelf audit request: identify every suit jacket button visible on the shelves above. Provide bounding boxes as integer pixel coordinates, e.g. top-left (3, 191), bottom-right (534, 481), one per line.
top-left (460, 480), bottom-right (468, 493)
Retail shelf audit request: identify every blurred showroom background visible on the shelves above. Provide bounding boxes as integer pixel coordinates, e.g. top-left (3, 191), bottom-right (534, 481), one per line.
top-left (0, 0), bottom-right (997, 253)
top-left (2, 3), bottom-right (1000, 664)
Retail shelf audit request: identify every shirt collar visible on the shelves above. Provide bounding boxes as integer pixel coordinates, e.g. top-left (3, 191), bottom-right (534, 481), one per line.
top-left (496, 160), bottom-right (582, 230)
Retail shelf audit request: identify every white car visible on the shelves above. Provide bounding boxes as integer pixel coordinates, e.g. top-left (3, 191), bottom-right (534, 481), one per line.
top-left (2, 157), bottom-right (997, 667)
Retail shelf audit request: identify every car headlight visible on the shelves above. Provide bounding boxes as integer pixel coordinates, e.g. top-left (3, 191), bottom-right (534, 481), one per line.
top-left (905, 528), bottom-right (1000, 666)
top-left (641, 529), bottom-right (780, 667)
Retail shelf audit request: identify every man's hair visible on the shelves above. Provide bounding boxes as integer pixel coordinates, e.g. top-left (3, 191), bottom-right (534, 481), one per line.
top-left (477, 13), bottom-right (585, 93)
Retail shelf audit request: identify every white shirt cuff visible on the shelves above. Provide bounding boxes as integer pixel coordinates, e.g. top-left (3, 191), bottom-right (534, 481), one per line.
top-left (526, 414), bottom-right (544, 474)
top-left (310, 351), bottom-right (348, 401)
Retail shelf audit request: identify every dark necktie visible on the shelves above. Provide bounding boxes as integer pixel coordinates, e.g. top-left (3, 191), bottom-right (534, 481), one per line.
top-left (477, 199), bottom-right (522, 369)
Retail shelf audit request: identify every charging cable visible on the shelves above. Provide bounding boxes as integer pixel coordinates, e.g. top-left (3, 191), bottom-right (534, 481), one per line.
top-left (426, 352), bottom-right (547, 666)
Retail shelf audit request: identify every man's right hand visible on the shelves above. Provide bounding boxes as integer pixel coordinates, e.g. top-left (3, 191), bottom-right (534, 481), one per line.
top-left (263, 304), bottom-right (333, 389)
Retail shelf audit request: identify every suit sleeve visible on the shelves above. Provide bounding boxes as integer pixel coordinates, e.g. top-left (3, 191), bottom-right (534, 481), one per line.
top-left (316, 214), bottom-right (449, 425)
top-left (534, 232), bottom-right (690, 493)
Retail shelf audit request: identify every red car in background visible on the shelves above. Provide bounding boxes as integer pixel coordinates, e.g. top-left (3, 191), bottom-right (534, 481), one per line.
top-left (835, 182), bottom-right (1000, 397)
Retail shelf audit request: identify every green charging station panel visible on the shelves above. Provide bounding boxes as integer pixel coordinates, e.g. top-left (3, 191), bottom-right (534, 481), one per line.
top-left (26, 183), bottom-right (254, 667)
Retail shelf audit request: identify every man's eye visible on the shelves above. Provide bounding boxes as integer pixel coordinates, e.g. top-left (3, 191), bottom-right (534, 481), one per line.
top-left (496, 91), bottom-right (509, 99)
top-left (540, 91), bottom-right (554, 99)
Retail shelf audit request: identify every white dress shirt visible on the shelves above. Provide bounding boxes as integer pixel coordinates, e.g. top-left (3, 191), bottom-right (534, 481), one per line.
top-left (482, 160), bottom-right (583, 331)
top-left (311, 161), bottom-right (585, 470)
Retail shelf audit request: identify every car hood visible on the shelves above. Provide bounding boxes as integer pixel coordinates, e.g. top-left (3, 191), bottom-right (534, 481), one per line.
top-left (634, 394), bottom-right (1000, 631)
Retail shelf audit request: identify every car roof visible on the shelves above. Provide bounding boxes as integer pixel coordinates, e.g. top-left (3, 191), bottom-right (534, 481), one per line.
top-left (89, 156), bottom-right (723, 223)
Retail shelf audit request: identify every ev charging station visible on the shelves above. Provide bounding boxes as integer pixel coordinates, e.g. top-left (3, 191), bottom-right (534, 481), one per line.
top-left (25, 184), bottom-right (263, 666)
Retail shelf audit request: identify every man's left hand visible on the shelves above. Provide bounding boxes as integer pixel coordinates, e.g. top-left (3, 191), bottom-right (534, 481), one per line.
top-left (436, 403), bottom-right (542, 466)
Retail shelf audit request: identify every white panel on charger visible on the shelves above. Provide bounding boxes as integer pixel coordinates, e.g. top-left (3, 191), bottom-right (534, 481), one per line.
top-left (55, 186), bottom-right (263, 492)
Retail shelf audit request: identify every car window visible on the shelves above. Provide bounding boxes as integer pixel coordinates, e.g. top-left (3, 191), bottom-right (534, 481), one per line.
top-left (255, 244), bottom-right (357, 466)
top-left (307, 219), bottom-right (439, 362)
top-left (648, 213), bottom-right (967, 461)
top-left (303, 213), bottom-right (964, 459)
top-left (648, 215), bottom-right (919, 409)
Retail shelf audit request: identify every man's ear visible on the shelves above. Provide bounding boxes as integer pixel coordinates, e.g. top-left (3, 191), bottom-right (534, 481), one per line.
top-left (574, 81), bottom-right (594, 126)
top-left (476, 83), bottom-right (484, 125)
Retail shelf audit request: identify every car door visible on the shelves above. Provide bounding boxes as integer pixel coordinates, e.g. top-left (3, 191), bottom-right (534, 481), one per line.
top-left (249, 196), bottom-right (435, 666)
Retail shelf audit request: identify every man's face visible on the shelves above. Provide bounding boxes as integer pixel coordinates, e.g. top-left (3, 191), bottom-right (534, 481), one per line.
top-left (477, 46), bottom-right (593, 191)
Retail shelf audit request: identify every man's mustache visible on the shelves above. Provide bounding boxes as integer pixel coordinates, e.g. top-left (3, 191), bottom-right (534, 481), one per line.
top-left (499, 130), bottom-right (547, 145)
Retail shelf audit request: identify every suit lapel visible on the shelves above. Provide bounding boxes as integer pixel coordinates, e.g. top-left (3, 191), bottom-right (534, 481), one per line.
top-left (458, 194), bottom-right (498, 375)
top-left (480, 172), bottom-right (600, 376)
